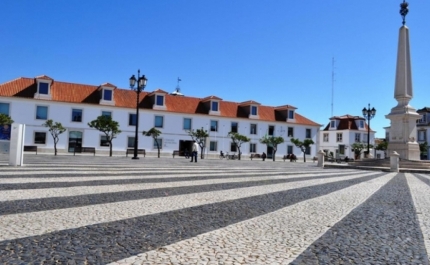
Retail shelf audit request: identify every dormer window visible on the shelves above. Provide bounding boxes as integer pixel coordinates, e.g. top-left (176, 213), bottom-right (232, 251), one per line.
top-left (39, 83), bottom-right (49, 94)
top-left (251, 106), bottom-right (258, 116)
top-left (98, 83), bottom-right (116, 106)
top-left (150, 89), bottom-right (168, 110)
top-left (330, 120), bottom-right (336, 128)
top-left (156, 95), bottom-right (164, 106)
top-left (211, 101), bottom-right (219, 112)
top-left (359, 120), bottom-right (364, 128)
top-left (288, 110), bottom-right (295, 119)
top-left (103, 89), bottom-right (112, 101)
top-left (34, 76), bottom-right (53, 100)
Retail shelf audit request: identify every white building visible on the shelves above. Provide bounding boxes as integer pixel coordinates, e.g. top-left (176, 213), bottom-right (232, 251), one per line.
top-left (319, 115), bottom-right (377, 159)
top-left (0, 75), bottom-right (321, 158)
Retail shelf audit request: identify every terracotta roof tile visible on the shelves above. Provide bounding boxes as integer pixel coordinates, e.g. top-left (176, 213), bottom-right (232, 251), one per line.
top-left (239, 100), bottom-right (261, 106)
top-left (323, 114), bottom-right (373, 131)
top-left (35, 75), bottom-right (54, 81)
top-left (99, 82), bottom-right (117, 88)
top-left (0, 76), bottom-right (320, 126)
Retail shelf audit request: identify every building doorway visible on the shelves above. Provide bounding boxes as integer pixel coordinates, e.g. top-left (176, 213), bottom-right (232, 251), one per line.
top-left (179, 140), bottom-right (193, 156)
top-left (68, 131), bottom-right (83, 153)
top-left (267, 145), bottom-right (273, 159)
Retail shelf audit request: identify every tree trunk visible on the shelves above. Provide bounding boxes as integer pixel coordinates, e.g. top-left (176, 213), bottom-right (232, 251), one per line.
top-left (109, 142), bottom-right (113, 157)
top-left (238, 147), bottom-right (241, 160)
top-left (272, 151), bottom-right (276, 161)
top-left (54, 144), bottom-right (57, 156)
top-left (200, 147), bottom-right (204, 159)
top-left (158, 148), bottom-right (160, 158)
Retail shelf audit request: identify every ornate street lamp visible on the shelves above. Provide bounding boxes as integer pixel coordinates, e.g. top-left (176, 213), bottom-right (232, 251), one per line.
top-left (362, 104), bottom-right (376, 157)
top-left (129, 70), bottom-right (147, 159)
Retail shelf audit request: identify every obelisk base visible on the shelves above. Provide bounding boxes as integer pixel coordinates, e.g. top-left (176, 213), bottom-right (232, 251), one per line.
top-left (387, 142), bottom-right (420, 160)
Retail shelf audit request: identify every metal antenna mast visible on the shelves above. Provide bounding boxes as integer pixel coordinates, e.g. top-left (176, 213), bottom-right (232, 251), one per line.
top-left (331, 57), bottom-right (335, 117)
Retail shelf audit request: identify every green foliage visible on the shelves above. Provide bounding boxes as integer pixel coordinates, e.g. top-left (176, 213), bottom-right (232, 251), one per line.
top-left (0, 114), bottom-right (13, 125)
top-left (375, 140), bottom-right (388, 151)
top-left (259, 136), bottom-right (284, 161)
top-left (290, 138), bottom-right (314, 162)
top-left (88, 115), bottom-right (121, 157)
top-left (351, 142), bottom-right (374, 159)
top-left (188, 127), bottom-right (209, 159)
top-left (419, 141), bottom-right (428, 154)
top-left (42, 119), bottom-right (66, 156)
top-left (143, 127), bottom-right (162, 158)
top-left (228, 132), bottom-right (250, 160)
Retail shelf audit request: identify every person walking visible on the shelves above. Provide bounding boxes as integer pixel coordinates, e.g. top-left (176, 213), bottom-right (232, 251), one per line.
top-left (262, 152), bottom-right (267, 161)
top-left (190, 140), bottom-right (199, 162)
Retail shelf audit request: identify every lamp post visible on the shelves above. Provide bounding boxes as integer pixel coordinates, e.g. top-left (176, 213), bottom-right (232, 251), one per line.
top-left (362, 103), bottom-right (376, 157)
top-left (129, 70), bottom-right (147, 159)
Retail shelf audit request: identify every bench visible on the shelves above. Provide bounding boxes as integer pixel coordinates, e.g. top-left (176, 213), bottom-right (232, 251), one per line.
top-left (283, 154), bottom-right (297, 162)
top-left (172, 150), bottom-right (180, 158)
top-left (250, 153), bottom-right (261, 160)
top-left (74, 146), bottom-right (96, 156)
top-left (24, 145), bottom-right (38, 155)
top-left (126, 148), bottom-right (146, 157)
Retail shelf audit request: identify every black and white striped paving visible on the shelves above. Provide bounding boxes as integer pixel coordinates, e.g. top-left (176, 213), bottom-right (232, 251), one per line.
top-left (0, 154), bottom-right (429, 264)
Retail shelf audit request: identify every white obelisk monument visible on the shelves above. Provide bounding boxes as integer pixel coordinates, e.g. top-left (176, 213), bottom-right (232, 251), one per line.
top-left (386, 1), bottom-right (421, 160)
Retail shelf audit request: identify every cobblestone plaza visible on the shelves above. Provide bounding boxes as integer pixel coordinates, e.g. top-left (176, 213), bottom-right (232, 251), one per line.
top-left (1, 154), bottom-right (430, 264)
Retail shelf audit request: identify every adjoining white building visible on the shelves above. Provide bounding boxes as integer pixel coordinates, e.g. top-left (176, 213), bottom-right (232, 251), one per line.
top-left (0, 75), bottom-right (321, 158)
top-left (319, 115), bottom-right (378, 160)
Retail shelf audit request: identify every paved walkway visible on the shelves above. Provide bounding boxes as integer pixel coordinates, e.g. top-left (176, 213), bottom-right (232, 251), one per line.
top-left (0, 154), bottom-right (429, 264)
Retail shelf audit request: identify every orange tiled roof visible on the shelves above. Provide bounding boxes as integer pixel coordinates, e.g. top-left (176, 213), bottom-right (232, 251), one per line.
top-left (323, 114), bottom-right (373, 131)
top-left (0, 76), bottom-right (320, 126)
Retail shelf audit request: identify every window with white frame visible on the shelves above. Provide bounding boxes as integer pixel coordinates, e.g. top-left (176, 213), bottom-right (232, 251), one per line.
top-left (36, 106), bottom-right (48, 120)
top-left (418, 114), bottom-right (427, 124)
top-left (103, 89), bottom-right (113, 101)
top-left (129, 114), bottom-right (137, 126)
top-left (336, 133), bottom-right (343, 142)
top-left (288, 110), bottom-right (294, 119)
top-left (156, 95), bottom-right (164, 106)
top-left (154, 116), bottom-right (164, 128)
top-left (359, 120), bottom-right (364, 128)
top-left (287, 145), bottom-right (293, 154)
top-left (305, 146), bottom-right (311, 155)
top-left (250, 124), bottom-right (257, 134)
top-left (230, 142), bottom-right (237, 152)
top-left (210, 141), bottom-right (217, 151)
top-left (323, 133), bottom-right (329, 142)
top-left (34, 132), bottom-right (46, 144)
top-left (418, 130), bottom-right (426, 141)
top-left (0, 103), bottom-right (10, 115)
top-left (183, 118), bottom-right (192, 130)
top-left (231, 122), bottom-right (238, 133)
top-left (38, 82), bottom-right (49, 95)
top-left (305, 128), bottom-right (311, 138)
top-left (210, 120), bottom-right (218, 132)
top-left (102, 111), bottom-right (112, 117)
top-left (251, 106), bottom-right (258, 116)
top-left (330, 120), bottom-right (336, 128)
top-left (364, 133), bottom-right (369, 142)
top-left (287, 127), bottom-right (294, 137)
top-left (127, 137), bottom-right (135, 148)
top-left (355, 133), bottom-right (361, 142)
top-left (268, 125), bottom-right (275, 136)
top-left (100, 135), bottom-right (109, 147)
top-left (71, 109), bottom-right (82, 122)
top-left (250, 143), bottom-right (256, 153)
top-left (153, 138), bottom-right (163, 149)
top-left (211, 101), bottom-right (219, 112)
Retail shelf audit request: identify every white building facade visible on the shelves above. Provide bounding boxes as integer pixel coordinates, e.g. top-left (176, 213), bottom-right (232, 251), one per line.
top-left (0, 75), bottom-right (321, 159)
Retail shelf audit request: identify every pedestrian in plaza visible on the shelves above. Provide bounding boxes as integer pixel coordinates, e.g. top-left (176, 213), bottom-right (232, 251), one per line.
top-left (190, 140), bottom-right (199, 162)
top-left (262, 152), bottom-right (267, 161)
top-left (184, 148), bottom-right (189, 159)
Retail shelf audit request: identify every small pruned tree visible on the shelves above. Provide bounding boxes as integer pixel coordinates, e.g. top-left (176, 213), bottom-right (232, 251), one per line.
top-left (259, 136), bottom-right (284, 161)
top-left (42, 119), bottom-right (66, 156)
top-left (143, 127), bottom-right (162, 158)
top-left (0, 113), bottom-right (13, 125)
top-left (228, 132), bottom-right (250, 160)
top-left (88, 115), bottom-right (121, 157)
top-left (188, 127), bottom-right (209, 159)
top-left (351, 142), bottom-right (374, 160)
top-left (290, 138), bottom-right (315, 163)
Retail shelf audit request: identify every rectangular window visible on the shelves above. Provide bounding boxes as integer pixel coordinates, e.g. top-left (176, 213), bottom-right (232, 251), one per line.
top-left (418, 131), bottom-right (426, 141)
top-left (127, 137), bottom-right (135, 148)
top-left (100, 135), bottom-right (109, 146)
top-left (305, 146), bottom-right (311, 155)
top-left (251, 106), bottom-right (258, 115)
top-left (153, 138), bottom-right (163, 149)
top-left (71, 109), bottom-right (82, 122)
top-left (211, 101), bottom-right (218, 112)
top-left (231, 122), bottom-right (238, 133)
top-left (34, 132), bottom-right (46, 144)
top-left (154, 116), bottom-right (164, 128)
top-left (210, 120), bottom-right (218, 132)
top-left (250, 143), bottom-right (256, 153)
top-left (183, 118), bottom-right (192, 130)
top-left (288, 127), bottom-right (294, 137)
top-left (39, 83), bottom-right (49, 95)
top-left (102, 111), bottom-right (112, 117)
top-left (359, 120), bottom-right (364, 128)
top-left (364, 133), bottom-right (369, 142)
top-left (323, 133), bottom-right (329, 142)
top-left (210, 141), bottom-right (217, 151)
top-left (355, 133), bottom-right (361, 142)
top-left (305, 128), bottom-right (311, 138)
top-left (129, 114), bottom-right (137, 126)
top-left (268, 125), bottom-right (275, 136)
top-left (230, 142), bottom-right (237, 152)
top-left (330, 121), bottom-right (336, 128)
top-left (336, 133), bottom-right (343, 142)
top-left (103, 90), bottom-right (112, 101)
top-left (339, 145), bottom-right (345, 155)
top-left (288, 110), bottom-right (294, 119)
top-left (250, 124), bottom-right (257, 135)
top-left (156, 95), bottom-right (164, 106)
top-left (36, 106), bottom-right (48, 120)
top-left (0, 103), bottom-right (10, 115)
top-left (287, 145), bottom-right (293, 154)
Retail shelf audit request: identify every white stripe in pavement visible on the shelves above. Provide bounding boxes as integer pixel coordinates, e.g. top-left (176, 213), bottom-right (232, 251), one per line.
top-left (109, 173), bottom-right (396, 265)
top-left (0, 171), bottom-right (360, 201)
top-left (0, 171), bottom-right (378, 241)
top-left (406, 173), bottom-right (430, 258)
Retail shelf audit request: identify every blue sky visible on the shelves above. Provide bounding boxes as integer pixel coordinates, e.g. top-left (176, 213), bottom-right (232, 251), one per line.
top-left (1, 1), bottom-right (430, 138)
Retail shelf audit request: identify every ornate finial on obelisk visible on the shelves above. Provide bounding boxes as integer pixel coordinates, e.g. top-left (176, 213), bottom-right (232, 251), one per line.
top-left (400, 0), bottom-right (409, 25)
